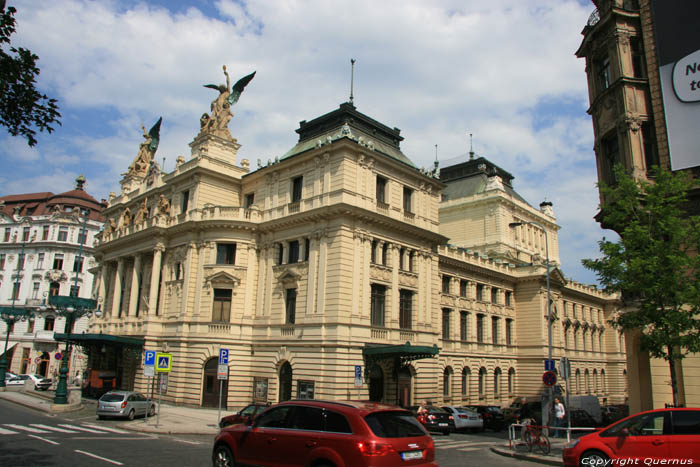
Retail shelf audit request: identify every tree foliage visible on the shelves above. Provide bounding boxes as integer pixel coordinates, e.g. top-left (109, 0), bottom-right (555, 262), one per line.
top-left (0, 1), bottom-right (60, 146)
top-left (583, 166), bottom-right (700, 371)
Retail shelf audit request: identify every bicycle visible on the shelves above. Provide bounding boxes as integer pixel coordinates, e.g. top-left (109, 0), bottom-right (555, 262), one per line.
top-left (523, 423), bottom-right (551, 455)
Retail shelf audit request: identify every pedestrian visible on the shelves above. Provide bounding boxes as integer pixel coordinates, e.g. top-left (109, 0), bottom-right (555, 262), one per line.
top-left (553, 397), bottom-right (566, 438)
top-left (417, 400), bottom-right (428, 415)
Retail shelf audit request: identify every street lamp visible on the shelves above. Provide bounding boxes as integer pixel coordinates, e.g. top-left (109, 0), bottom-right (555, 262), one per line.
top-left (509, 221), bottom-right (553, 426)
top-left (1, 240), bottom-right (34, 388)
top-left (43, 212), bottom-right (101, 404)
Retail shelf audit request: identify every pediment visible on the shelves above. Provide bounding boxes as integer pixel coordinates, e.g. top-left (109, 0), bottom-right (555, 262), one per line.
top-left (205, 270), bottom-right (241, 287)
top-left (277, 270), bottom-right (302, 286)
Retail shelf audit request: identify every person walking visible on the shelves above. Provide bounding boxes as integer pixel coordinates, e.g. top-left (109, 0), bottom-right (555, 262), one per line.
top-left (553, 397), bottom-right (566, 438)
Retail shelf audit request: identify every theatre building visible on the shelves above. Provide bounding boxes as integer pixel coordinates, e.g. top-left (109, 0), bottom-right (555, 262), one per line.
top-left (89, 94), bottom-right (626, 409)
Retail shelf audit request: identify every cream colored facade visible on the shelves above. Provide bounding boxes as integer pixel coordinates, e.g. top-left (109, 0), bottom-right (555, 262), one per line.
top-left (576, 0), bottom-right (700, 411)
top-left (88, 99), bottom-right (626, 410)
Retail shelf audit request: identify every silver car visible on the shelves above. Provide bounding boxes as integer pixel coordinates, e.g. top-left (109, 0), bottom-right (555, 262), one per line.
top-left (442, 405), bottom-right (484, 432)
top-left (97, 390), bottom-right (155, 421)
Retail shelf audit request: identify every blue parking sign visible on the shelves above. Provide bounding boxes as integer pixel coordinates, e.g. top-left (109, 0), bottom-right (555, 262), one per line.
top-left (145, 350), bottom-right (156, 366)
top-left (219, 348), bottom-right (229, 365)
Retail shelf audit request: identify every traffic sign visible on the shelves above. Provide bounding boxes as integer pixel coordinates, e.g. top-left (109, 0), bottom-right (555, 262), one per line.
top-left (542, 370), bottom-right (557, 386)
top-left (217, 364), bottom-right (228, 380)
top-left (354, 365), bottom-right (362, 388)
top-left (219, 348), bottom-right (229, 365)
top-left (144, 365), bottom-right (155, 377)
top-left (144, 350), bottom-right (156, 366)
top-left (55, 352), bottom-right (62, 360)
top-left (155, 352), bottom-right (172, 373)
top-left (558, 357), bottom-right (570, 380)
top-left (544, 359), bottom-right (555, 371)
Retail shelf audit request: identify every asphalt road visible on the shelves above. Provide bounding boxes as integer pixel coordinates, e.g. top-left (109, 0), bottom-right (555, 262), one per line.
top-left (1, 400), bottom-right (544, 466)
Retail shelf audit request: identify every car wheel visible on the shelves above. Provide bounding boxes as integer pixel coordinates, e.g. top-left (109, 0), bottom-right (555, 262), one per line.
top-left (148, 405), bottom-right (156, 417)
top-left (127, 409), bottom-right (135, 421)
top-left (212, 444), bottom-right (236, 467)
top-left (580, 450), bottom-right (609, 467)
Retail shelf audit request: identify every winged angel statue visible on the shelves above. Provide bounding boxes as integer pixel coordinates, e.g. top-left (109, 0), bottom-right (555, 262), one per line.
top-left (200, 65), bottom-right (256, 139)
top-left (126, 117), bottom-right (162, 177)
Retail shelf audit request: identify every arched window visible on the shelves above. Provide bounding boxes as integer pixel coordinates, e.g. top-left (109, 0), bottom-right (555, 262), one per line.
top-left (575, 369), bottom-right (581, 393)
top-left (279, 362), bottom-right (293, 402)
top-left (478, 367), bottom-right (487, 399)
top-left (461, 367), bottom-right (470, 398)
top-left (508, 368), bottom-right (515, 395)
top-left (585, 369), bottom-right (591, 393)
top-left (494, 367), bottom-right (502, 396)
top-left (593, 369), bottom-right (599, 393)
top-left (443, 367), bottom-right (453, 398)
top-left (601, 369), bottom-right (606, 393)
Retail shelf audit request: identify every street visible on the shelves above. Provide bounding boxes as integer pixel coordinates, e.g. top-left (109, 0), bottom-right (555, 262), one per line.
top-left (1, 399), bottom-right (545, 466)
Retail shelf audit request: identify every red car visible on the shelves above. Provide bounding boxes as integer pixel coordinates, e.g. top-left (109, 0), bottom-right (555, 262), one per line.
top-left (212, 400), bottom-right (437, 467)
top-left (219, 402), bottom-right (269, 428)
top-left (562, 408), bottom-right (700, 467)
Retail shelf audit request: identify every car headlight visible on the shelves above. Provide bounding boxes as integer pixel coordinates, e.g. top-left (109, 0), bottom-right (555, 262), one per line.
top-left (564, 439), bottom-right (579, 449)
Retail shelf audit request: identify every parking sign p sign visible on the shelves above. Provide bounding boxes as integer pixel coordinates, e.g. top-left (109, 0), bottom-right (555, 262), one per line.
top-left (219, 348), bottom-right (229, 365)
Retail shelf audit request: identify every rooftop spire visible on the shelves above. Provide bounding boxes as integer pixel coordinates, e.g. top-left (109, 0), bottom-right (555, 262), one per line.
top-left (349, 58), bottom-right (356, 104)
top-left (469, 133), bottom-right (475, 160)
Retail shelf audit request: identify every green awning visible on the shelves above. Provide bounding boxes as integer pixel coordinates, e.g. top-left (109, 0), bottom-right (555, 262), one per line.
top-left (363, 342), bottom-right (439, 363)
top-left (53, 333), bottom-right (145, 347)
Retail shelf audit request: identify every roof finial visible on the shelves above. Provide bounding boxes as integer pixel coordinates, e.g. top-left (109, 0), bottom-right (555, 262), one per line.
top-left (469, 133), bottom-right (475, 160)
top-left (75, 175), bottom-right (86, 190)
top-left (349, 58), bottom-right (356, 105)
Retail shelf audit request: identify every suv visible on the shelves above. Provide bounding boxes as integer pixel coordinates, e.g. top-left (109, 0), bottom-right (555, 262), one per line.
top-left (212, 400), bottom-right (437, 467)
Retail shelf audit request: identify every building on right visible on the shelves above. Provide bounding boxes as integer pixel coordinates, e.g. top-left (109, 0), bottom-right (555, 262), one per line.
top-left (576, 0), bottom-right (700, 411)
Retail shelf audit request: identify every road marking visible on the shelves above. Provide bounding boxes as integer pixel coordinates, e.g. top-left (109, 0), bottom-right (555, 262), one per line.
top-left (172, 438), bottom-right (203, 445)
top-left (30, 424), bottom-right (79, 433)
top-left (457, 447), bottom-right (483, 452)
top-left (58, 424), bottom-right (105, 433)
top-left (28, 434), bottom-right (60, 445)
top-left (2, 424), bottom-right (51, 433)
top-left (81, 424), bottom-right (131, 434)
top-left (0, 427), bottom-right (18, 435)
top-left (75, 450), bottom-right (123, 465)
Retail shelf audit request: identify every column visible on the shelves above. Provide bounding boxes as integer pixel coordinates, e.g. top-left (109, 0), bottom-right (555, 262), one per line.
top-left (97, 265), bottom-right (108, 314)
top-left (148, 244), bottom-right (164, 315)
top-left (111, 259), bottom-right (124, 318)
top-left (128, 255), bottom-right (141, 317)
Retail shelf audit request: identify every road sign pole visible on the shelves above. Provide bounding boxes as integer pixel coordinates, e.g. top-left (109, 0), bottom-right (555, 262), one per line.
top-left (156, 373), bottom-right (161, 428)
top-left (218, 380), bottom-right (223, 426)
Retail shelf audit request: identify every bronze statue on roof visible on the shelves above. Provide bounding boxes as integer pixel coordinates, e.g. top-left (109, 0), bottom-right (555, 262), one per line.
top-left (199, 65), bottom-right (256, 139)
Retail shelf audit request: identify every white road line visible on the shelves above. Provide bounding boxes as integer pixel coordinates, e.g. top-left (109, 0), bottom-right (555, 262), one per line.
top-left (457, 447), bottom-right (483, 452)
top-left (2, 424), bottom-right (51, 434)
top-left (75, 450), bottom-right (123, 465)
top-left (28, 434), bottom-right (60, 445)
top-left (172, 438), bottom-right (203, 445)
top-left (58, 424), bottom-right (105, 433)
top-left (30, 424), bottom-right (79, 433)
top-left (0, 427), bottom-right (18, 435)
top-left (81, 424), bottom-right (131, 434)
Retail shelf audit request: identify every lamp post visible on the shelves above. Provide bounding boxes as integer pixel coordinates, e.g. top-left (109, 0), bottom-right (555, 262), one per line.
top-left (1, 240), bottom-right (34, 388)
top-left (43, 212), bottom-right (101, 404)
top-left (509, 220), bottom-right (553, 427)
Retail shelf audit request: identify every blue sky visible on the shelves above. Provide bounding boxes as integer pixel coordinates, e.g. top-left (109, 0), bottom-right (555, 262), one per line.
top-left (1, 0), bottom-right (611, 285)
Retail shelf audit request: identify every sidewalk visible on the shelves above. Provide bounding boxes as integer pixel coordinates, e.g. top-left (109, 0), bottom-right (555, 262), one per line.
top-left (0, 387), bottom-right (221, 435)
top-left (490, 437), bottom-right (567, 466)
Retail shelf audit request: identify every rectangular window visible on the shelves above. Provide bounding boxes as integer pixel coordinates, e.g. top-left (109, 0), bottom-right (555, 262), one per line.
top-left (32, 282), bottom-right (40, 299)
top-left (4, 228), bottom-right (11, 242)
top-left (26, 316), bottom-right (34, 333)
top-left (285, 288), bottom-right (297, 324)
top-left (408, 251), bottom-right (414, 272)
top-left (17, 253), bottom-right (25, 270)
top-left (370, 284), bottom-right (386, 327)
top-left (70, 285), bottom-right (80, 297)
top-left (370, 240), bottom-right (377, 264)
top-left (476, 284), bottom-right (484, 301)
top-left (376, 176), bottom-right (387, 204)
top-left (0, 253), bottom-right (4, 270)
top-left (12, 282), bottom-right (21, 300)
top-left (460, 311), bottom-right (469, 341)
top-left (297, 380), bottom-right (315, 400)
top-left (381, 243), bottom-right (388, 265)
top-left (597, 56), bottom-right (611, 91)
top-left (442, 308), bottom-right (451, 339)
top-left (244, 193), bottom-right (255, 208)
top-left (460, 280), bottom-right (468, 298)
top-left (491, 287), bottom-right (498, 304)
top-left (57, 227), bottom-right (68, 242)
top-left (403, 186), bottom-right (413, 213)
top-left (291, 176), bottom-right (303, 203)
top-left (77, 228), bottom-right (87, 245)
top-left (181, 190), bottom-right (190, 214)
top-left (492, 317), bottom-right (499, 344)
top-left (442, 275), bottom-right (451, 294)
top-left (72, 256), bottom-right (84, 273)
top-left (304, 238), bottom-right (310, 262)
top-left (53, 254), bottom-right (64, 270)
top-left (22, 227), bottom-right (30, 242)
top-left (505, 291), bottom-right (512, 307)
top-left (506, 318), bottom-right (513, 345)
top-left (642, 121), bottom-right (659, 174)
top-left (399, 289), bottom-right (413, 329)
top-left (42, 225), bottom-right (49, 240)
top-left (602, 132), bottom-right (620, 185)
top-left (212, 288), bottom-right (232, 322)
top-left (288, 240), bottom-right (299, 264)
top-left (216, 243), bottom-right (236, 265)
top-left (631, 37), bottom-right (645, 78)
top-left (477, 314), bottom-right (485, 343)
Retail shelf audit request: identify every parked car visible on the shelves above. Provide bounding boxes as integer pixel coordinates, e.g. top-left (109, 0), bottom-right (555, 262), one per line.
top-left (4, 371), bottom-right (18, 382)
top-left (24, 374), bottom-right (51, 391)
top-left (602, 405), bottom-right (628, 425)
top-left (96, 390), bottom-right (155, 420)
top-left (465, 405), bottom-right (505, 431)
top-left (5, 375), bottom-right (28, 387)
top-left (562, 408), bottom-right (700, 467)
top-left (441, 406), bottom-right (483, 432)
top-left (409, 405), bottom-right (455, 435)
top-left (219, 402), bottom-right (269, 428)
top-left (212, 400), bottom-right (437, 467)
top-left (569, 409), bottom-right (598, 427)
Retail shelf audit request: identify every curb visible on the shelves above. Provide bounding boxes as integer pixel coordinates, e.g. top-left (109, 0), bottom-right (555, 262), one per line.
top-left (490, 445), bottom-right (563, 466)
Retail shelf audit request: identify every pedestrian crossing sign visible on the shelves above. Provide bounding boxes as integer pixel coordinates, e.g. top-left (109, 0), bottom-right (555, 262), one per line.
top-left (155, 352), bottom-right (172, 373)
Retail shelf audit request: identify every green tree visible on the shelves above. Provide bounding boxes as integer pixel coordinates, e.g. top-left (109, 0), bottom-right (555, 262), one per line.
top-left (583, 166), bottom-right (700, 406)
top-left (0, 1), bottom-right (60, 146)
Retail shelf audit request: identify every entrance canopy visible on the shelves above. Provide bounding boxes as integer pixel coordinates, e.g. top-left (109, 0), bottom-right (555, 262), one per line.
top-left (53, 333), bottom-right (145, 348)
top-left (362, 342), bottom-right (439, 374)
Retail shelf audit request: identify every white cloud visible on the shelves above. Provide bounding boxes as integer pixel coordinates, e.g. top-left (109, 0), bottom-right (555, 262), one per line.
top-left (3, 0), bottom-right (607, 284)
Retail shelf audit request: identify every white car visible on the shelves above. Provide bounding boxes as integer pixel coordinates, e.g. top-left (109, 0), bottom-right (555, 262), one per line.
top-left (6, 374), bottom-right (29, 387)
top-left (4, 371), bottom-right (18, 382)
top-left (442, 405), bottom-right (484, 432)
top-left (24, 374), bottom-right (52, 390)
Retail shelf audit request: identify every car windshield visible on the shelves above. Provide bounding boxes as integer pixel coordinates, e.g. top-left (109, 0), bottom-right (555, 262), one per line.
top-left (455, 407), bottom-right (475, 414)
top-left (426, 406), bottom-right (448, 414)
top-left (365, 411), bottom-right (426, 438)
top-left (100, 394), bottom-right (125, 402)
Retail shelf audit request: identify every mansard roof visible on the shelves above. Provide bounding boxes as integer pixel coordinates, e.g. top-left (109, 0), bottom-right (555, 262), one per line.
top-left (439, 156), bottom-right (529, 206)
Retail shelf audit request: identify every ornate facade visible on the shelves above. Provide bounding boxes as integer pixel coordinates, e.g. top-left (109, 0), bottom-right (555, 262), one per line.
top-left (88, 94), bottom-right (626, 410)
